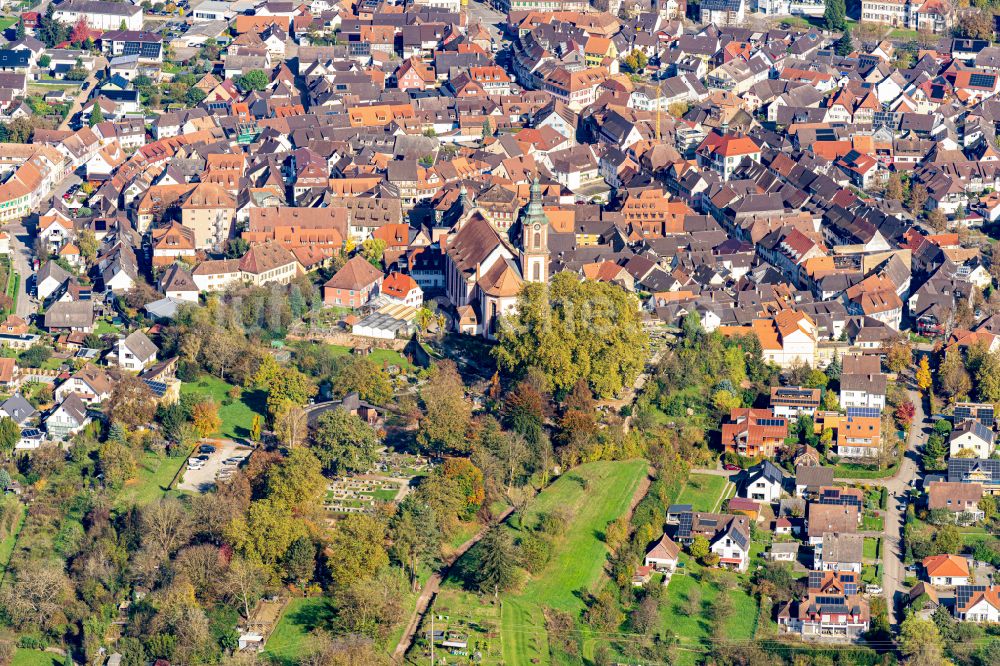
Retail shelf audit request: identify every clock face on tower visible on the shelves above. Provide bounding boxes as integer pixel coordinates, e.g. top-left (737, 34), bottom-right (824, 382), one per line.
top-left (534, 224), bottom-right (540, 231)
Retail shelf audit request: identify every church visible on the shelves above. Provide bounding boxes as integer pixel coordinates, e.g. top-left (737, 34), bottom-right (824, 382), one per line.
top-left (443, 179), bottom-right (550, 338)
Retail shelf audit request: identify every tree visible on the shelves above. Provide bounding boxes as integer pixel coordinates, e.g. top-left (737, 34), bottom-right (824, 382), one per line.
top-left (265, 448), bottom-right (326, 513)
top-left (360, 238), bottom-right (385, 267)
top-left (927, 207), bottom-right (947, 232)
top-left (910, 183), bottom-right (928, 217)
top-left (19, 345), bottom-right (52, 368)
top-left (959, 8), bottom-right (995, 40)
top-left (824, 0), bottom-right (846, 30)
top-left (899, 615), bottom-right (948, 666)
top-left (78, 229), bottom-right (97, 265)
top-left (0, 418), bottom-right (18, 453)
top-left (88, 103), bottom-right (103, 127)
top-left (884, 339), bottom-right (913, 373)
top-left (916, 356), bottom-right (933, 393)
top-left (330, 357), bottom-right (392, 404)
top-left (689, 535), bottom-right (710, 560)
top-left (15, 20), bottom-right (24, 41)
top-left (939, 351), bottom-right (971, 401)
top-left (886, 173), bottom-right (904, 201)
top-left (474, 527), bottom-right (519, 596)
top-left (417, 361), bottom-right (471, 455)
top-left (190, 399), bottom-right (221, 438)
top-left (250, 414), bottom-right (262, 443)
top-left (226, 498), bottom-right (308, 566)
top-left (494, 273), bottom-right (649, 397)
top-left (622, 49), bottom-right (648, 72)
top-left (310, 410), bottom-right (380, 475)
top-left (834, 28), bottom-right (853, 56)
top-left (274, 405), bottom-right (308, 449)
top-left (933, 524), bottom-right (962, 555)
top-left (236, 70), bottom-right (268, 92)
top-left (107, 373), bottom-right (157, 428)
top-left (225, 237), bottom-right (249, 259)
top-left (226, 556), bottom-right (267, 620)
top-left (326, 514), bottom-right (389, 589)
top-left (186, 87), bottom-right (207, 106)
top-left (389, 497), bottom-right (440, 589)
top-left (977, 350), bottom-right (1000, 404)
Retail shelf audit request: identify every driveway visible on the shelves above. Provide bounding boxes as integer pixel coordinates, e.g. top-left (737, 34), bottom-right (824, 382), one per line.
top-left (177, 440), bottom-right (252, 493)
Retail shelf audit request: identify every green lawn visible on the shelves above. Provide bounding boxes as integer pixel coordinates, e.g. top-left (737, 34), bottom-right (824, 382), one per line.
top-left (830, 462), bottom-right (899, 479)
top-left (659, 554), bottom-right (759, 664)
top-left (501, 460), bottom-right (647, 664)
top-left (12, 650), bottom-right (60, 666)
top-left (0, 17), bottom-right (18, 32)
top-left (116, 452), bottom-right (187, 508)
top-left (180, 374), bottom-right (267, 441)
top-left (93, 319), bottom-right (120, 335)
top-left (264, 597), bottom-right (335, 665)
top-left (863, 537), bottom-right (879, 560)
top-left (862, 514), bottom-right (884, 532)
top-left (676, 473), bottom-right (729, 512)
top-left (322, 343), bottom-right (415, 371)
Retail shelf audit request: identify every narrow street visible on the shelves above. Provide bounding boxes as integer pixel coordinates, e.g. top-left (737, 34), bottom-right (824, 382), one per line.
top-left (5, 220), bottom-right (35, 320)
top-left (58, 57), bottom-right (106, 132)
top-left (879, 381), bottom-right (926, 628)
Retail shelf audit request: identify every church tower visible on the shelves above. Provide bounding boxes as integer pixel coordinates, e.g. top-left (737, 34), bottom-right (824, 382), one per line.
top-left (519, 178), bottom-right (549, 283)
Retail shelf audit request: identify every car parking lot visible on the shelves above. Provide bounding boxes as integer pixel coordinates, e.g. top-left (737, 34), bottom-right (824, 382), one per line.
top-left (178, 439), bottom-right (253, 493)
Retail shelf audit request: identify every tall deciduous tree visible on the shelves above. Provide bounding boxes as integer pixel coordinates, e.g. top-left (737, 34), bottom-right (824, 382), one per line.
top-left (310, 409), bottom-right (380, 475)
top-left (326, 514), bottom-right (389, 589)
top-left (899, 615), bottom-right (948, 666)
top-left (494, 273), bottom-right (648, 397)
top-left (0, 417), bottom-right (19, 453)
top-left (107, 373), bottom-right (157, 428)
top-left (916, 356), bottom-right (933, 393)
top-left (417, 361), bottom-right (471, 455)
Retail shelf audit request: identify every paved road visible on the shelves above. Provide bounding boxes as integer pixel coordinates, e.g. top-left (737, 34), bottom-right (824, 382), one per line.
top-left (5, 220), bottom-right (35, 320)
top-left (58, 57), bottom-right (106, 131)
top-left (879, 380), bottom-right (926, 628)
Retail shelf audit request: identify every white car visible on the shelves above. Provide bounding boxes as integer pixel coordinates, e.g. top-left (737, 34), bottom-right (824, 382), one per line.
top-left (866, 585), bottom-right (883, 595)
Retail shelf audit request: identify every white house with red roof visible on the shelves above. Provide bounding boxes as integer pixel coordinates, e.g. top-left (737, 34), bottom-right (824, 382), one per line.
top-left (695, 131), bottom-right (761, 181)
top-left (381, 272), bottom-right (423, 308)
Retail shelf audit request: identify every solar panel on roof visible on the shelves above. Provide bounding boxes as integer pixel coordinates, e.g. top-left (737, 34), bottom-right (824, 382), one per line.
top-left (808, 571), bottom-right (823, 589)
top-left (847, 406), bottom-right (881, 419)
top-left (677, 512), bottom-right (693, 538)
top-left (969, 73), bottom-right (996, 88)
top-left (758, 418), bottom-right (785, 427)
top-left (955, 585), bottom-right (988, 607)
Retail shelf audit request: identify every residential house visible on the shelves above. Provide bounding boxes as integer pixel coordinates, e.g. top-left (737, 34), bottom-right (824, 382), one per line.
top-left (796, 465), bottom-right (835, 498)
top-left (44, 301), bottom-right (94, 333)
top-left (45, 393), bottom-right (89, 440)
top-left (721, 408), bottom-right (789, 459)
top-left (116, 331), bottom-right (158, 372)
top-left (55, 364), bottom-right (113, 405)
top-left (778, 571), bottom-right (870, 640)
top-left (955, 585), bottom-right (1000, 622)
top-left (922, 554), bottom-right (971, 587)
top-left (674, 511), bottom-right (751, 571)
top-left (949, 421), bottom-right (995, 459)
top-left (807, 504), bottom-right (859, 547)
top-left (927, 480), bottom-right (985, 523)
top-left (741, 460), bottom-right (784, 502)
top-left (770, 386), bottom-right (821, 419)
top-left (816, 534), bottom-right (864, 573)
top-left (322, 256), bottom-right (384, 308)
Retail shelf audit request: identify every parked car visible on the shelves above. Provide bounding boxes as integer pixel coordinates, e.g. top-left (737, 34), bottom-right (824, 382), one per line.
top-left (199, 444), bottom-right (216, 454)
top-left (723, 463), bottom-right (741, 471)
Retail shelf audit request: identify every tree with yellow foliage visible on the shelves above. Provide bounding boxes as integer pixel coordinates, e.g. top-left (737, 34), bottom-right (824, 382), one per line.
top-left (916, 356), bottom-right (933, 393)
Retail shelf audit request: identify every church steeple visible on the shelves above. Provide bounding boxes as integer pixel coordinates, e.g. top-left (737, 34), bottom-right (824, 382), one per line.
top-left (520, 177), bottom-right (549, 283)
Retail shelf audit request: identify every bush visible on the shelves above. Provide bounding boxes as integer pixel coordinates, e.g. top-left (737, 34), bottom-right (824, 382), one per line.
top-left (517, 532), bottom-right (551, 573)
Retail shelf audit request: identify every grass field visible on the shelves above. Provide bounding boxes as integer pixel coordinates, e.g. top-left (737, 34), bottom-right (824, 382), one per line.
top-left (830, 462), bottom-right (899, 479)
top-left (319, 343), bottom-right (415, 371)
top-left (0, 17), bottom-right (18, 32)
top-left (501, 460), bottom-right (648, 664)
top-left (181, 374), bottom-right (267, 441)
top-left (117, 452), bottom-right (187, 508)
top-left (11, 650), bottom-right (60, 666)
top-left (861, 514), bottom-right (884, 532)
top-left (264, 597), bottom-right (334, 665)
top-left (659, 554), bottom-right (759, 665)
top-left (676, 473), bottom-right (729, 512)
top-left (863, 537), bottom-right (879, 560)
